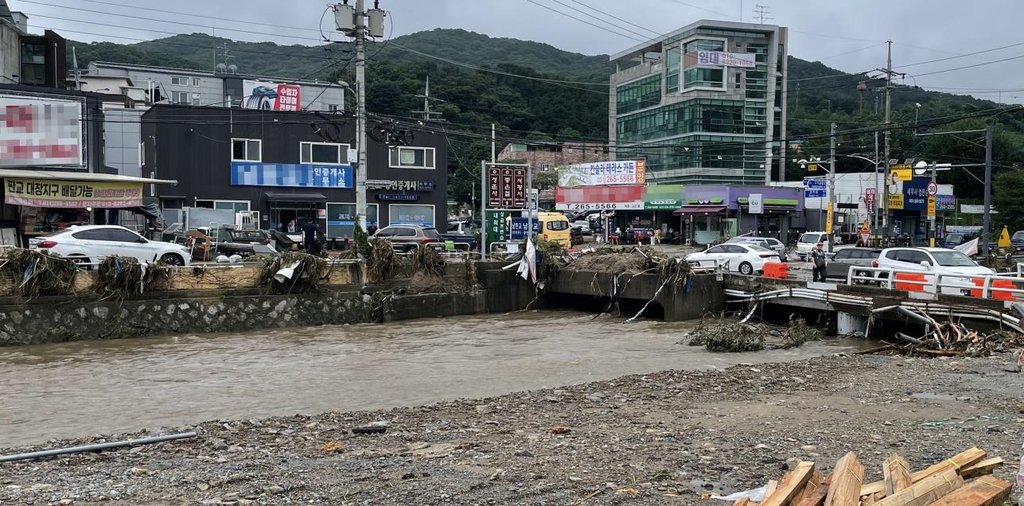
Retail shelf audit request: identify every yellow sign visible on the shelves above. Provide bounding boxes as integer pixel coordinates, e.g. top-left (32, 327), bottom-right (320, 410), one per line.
top-left (927, 196), bottom-right (936, 218)
top-left (890, 167), bottom-right (913, 182)
top-left (999, 225), bottom-right (1011, 248)
top-left (888, 194), bottom-right (904, 210)
top-left (807, 163), bottom-right (817, 172)
top-left (3, 178), bottom-right (143, 209)
top-left (825, 202), bottom-right (834, 234)
top-left (860, 221), bottom-right (870, 233)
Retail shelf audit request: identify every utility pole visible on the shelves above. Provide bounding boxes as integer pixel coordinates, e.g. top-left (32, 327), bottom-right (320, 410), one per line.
top-left (983, 123), bottom-right (993, 256)
top-left (336, 0), bottom-right (385, 229)
top-left (828, 122), bottom-right (837, 253)
top-left (873, 40), bottom-right (903, 235)
top-left (411, 75), bottom-right (444, 121)
top-left (873, 130), bottom-right (879, 229)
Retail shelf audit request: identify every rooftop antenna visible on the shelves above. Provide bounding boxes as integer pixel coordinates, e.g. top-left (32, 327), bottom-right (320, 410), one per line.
top-left (753, 4), bottom-right (772, 24)
top-left (411, 75), bottom-right (444, 121)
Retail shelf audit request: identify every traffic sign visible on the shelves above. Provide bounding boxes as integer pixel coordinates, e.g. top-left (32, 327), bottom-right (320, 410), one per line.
top-left (804, 189), bottom-right (826, 198)
top-left (865, 187), bottom-right (876, 205)
top-left (926, 181), bottom-right (938, 196)
top-left (927, 196), bottom-right (936, 218)
top-left (803, 177), bottom-right (827, 189)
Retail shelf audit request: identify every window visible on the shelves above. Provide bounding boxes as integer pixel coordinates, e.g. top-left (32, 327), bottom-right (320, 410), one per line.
top-left (706, 246), bottom-right (726, 254)
top-left (231, 139), bottom-right (262, 162)
top-left (192, 78), bottom-right (201, 87)
top-left (389, 147), bottom-right (435, 169)
top-left (73, 229), bottom-right (109, 241)
top-left (931, 251), bottom-right (975, 267)
top-left (328, 104), bottom-right (341, 113)
top-left (423, 228), bottom-right (442, 240)
top-left (196, 200), bottom-right (251, 214)
top-left (390, 204), bottom-right (435, 226)
top-left (616, 75), bottom-right (661, 115)
top-left (394, 227), bottom-right (416, 237)
top-left (300, 142), bottom-right (348, 165)
top-left (546, 220), bottom-right (569, 231)
top-left (683, 67), bottom-right (724, 89)
top-left (109, 228), bottom-right (144, 243)
top-left (375, 228), bottom-right (398, 238)
top-left (170, 76), bottom-right (188, 86)
top-left (172, 91), bottom-right (190, 105)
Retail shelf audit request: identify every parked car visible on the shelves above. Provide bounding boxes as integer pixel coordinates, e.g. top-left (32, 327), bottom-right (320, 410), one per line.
top-left (685, 243), bottom-right (781, 275)
top-left (796, 231), bottom-right (830, 261)
top-left (940, 232), bottom-right (970, 249)
top-left (728, 236), bottom-right (787, 259)
top-left (443, 221), bottom-right (478, 251)
top-left (32, 225), bottom-right (192, 267)
top-left (875, 247), bottom-right (993, 294)
top-left (1012, 230), bottom-right (1024, 252)
top-left (570, 227), bottom-right (585, 246)
top-left (216, 228), bottom-right (271, 257)
top-left (825, 247), bottom-right (882, 281)
top-left (370, 225), bottom-right (444, 253)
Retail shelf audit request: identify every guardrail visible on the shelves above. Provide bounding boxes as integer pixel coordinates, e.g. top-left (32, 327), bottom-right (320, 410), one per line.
top-left (847, 266), bottom-right (1024, 301)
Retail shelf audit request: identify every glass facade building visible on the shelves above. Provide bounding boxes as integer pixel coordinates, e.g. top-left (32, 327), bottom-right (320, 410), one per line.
top-left (609, 20), bottom-right (788, 185)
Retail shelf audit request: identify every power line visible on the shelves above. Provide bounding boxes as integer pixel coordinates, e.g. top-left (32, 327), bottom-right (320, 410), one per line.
top-left (564, 0), bottom-right (663, 37)
top-left (76, 0), bottom-right (324, 36)
top-left (522, 0), bottom-right (649, 44)
top-left (910, 52), bottom-right (1024, 78)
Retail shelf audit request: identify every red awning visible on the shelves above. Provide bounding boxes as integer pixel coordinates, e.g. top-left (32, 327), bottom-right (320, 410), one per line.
top-left (673, 206), bottom-right (727, 215)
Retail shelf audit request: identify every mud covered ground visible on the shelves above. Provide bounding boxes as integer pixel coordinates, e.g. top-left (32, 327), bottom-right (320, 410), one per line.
top-left (2, 353), bottom-right (1023, 505)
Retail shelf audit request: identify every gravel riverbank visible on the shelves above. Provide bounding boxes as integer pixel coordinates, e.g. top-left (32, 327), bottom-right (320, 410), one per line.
top-left (2, 352), bottom-right (1023, 505)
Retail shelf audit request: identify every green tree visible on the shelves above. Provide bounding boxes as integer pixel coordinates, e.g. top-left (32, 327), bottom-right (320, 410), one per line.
top-left (534, 171), bottom-right (558, 190)
top-left (992, 169), bottom-right (1024, 232)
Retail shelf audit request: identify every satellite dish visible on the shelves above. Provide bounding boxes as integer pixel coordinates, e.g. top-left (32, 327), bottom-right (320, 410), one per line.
top-left (228, 64), bottom-right (238, 74)
top-left (216, 63), bottom-right (227, 73)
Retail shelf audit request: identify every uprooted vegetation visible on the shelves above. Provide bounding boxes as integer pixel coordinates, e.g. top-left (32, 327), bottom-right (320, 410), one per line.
top-left (256, 252), bottom-right (329, 294)
top-left (561, 246), bottom-right (693, 291)
top-left (684, 314), bottom-right (825, 352)
top-left (0, 248), bottom-right (79, 297)
top-left (95, 255), bottom-right (172, 300)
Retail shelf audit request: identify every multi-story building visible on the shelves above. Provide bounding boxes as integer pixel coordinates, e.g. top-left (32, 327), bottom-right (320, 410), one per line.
top-left (0, 3), bottom-right (67, 89)
top-left (609, 20), bottom-right (788, 185)
top-left (496, 141), bottom-right (609, 174)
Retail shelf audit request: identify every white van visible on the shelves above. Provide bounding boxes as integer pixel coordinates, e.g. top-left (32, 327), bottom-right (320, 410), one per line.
top-left (796, 231), bottom-right (829, 261)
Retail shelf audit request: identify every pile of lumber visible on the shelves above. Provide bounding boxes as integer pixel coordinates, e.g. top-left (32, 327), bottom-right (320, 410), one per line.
top-left (733, 447), bottom-right (1010, 506)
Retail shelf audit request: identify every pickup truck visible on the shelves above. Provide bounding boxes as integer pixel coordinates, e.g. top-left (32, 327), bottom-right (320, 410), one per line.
top-left (443, 221), bottom-right (478, 251)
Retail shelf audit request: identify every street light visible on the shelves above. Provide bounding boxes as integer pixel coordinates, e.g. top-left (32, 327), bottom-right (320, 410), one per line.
top-left (798, 154), bottom-right (837, 252)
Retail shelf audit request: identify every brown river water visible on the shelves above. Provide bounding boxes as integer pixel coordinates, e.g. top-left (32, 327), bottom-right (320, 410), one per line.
top-left (0, 311), bottom-right (867, 448)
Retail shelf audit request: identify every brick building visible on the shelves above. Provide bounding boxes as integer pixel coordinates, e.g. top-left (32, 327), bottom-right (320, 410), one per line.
top-left (496, 142), bottom-right (610, 174)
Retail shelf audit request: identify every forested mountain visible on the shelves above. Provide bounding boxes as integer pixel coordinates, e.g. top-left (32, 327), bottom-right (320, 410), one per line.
top-left (66, 29), bottom-right (1024, 205)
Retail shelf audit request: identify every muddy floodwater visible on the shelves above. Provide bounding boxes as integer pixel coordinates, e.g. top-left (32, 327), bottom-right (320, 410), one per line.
top-left (0, 311), bottom-right (869, 448)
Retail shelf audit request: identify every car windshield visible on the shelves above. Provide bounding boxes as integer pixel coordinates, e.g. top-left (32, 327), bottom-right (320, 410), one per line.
top-left (423, 228), bottom-right (442, 239)
top-left (945, 233), bottom-right (963, 242)
top-left (799, 234), bottom-right (821, 243)
top-left (547, 221), bottom-right (569, 231)
top-left (931, 250), bottom-right (977, 267)
top-left (1013, 231), bottom-right (1024, 240)
top-left (747, 245), bottom-right (774, 253)
top-left (446, 223), bottom-right (462, 232)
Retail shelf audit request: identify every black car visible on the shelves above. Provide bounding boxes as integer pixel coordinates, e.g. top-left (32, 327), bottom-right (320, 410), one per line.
top-left (216, 228), bottom-right (271, 257)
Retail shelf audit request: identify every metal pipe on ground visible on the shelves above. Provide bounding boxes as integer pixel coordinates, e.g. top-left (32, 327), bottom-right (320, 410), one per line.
top-left (0, 432), bottom-right (197, 463)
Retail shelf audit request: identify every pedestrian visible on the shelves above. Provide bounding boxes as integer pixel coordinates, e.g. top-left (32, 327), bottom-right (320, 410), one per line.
top-left (811, 241), bottom-right (827, 282)
top-left (300, 220), bottom-right (322, 255)
top-left (366, 222), bottom-right (378, 236)
top-left (287, 219), bottom-right (297, 234)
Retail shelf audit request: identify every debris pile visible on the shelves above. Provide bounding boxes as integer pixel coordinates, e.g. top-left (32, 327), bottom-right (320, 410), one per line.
top-left (410, 245), bottom-right (446, 278)
top-left (713, 448), bottom-right (1009, 506)
top-left (0, 248), bottom-right (78, 297)
top-left (870, 306), bottom-right (1024, 358)
top-left (685, 315), bottom-right (824, 352)
top-left (95, 255), bottom-right (172, 299)
top-left (256, 252), bottom-right (329, 293)
top-left (367, 240), bottom-right (397, 284)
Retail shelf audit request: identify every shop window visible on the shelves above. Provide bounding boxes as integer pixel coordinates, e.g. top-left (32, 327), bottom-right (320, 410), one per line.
top-left (196, 200), bottom-right (250, 214)
top-left (389, 147), bottom-right (435, 169)
top-left (231, 138), bottom-right (262, 162)
top-left (300, 142), bottom-right (348, 165)
top-left (172, 91), bottom-right (190, 105)
top-left (390, 204), bottom-right (435, 226)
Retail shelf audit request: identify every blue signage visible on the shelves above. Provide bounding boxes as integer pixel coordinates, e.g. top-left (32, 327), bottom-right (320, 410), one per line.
top-left (803, 177), bottom-right (827, 189)
top-left (901, 177), bottom-right (929, 211)
top-left (376, 193), bottom-right (419, 201)
top-left (804, 189), bottom-right (826, 198)
top-left (936, 194), bottom-right (955, 212)
top-left (509, 218), bottom-right (541, 240)
top-left (230, 162), bottom-right (354, 188)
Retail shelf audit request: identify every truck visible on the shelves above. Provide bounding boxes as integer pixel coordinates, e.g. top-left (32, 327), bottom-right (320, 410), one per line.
top-left (443, 221), bottom-right (479, 251)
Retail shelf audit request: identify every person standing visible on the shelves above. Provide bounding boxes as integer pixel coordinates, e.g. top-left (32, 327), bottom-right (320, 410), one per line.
top-left (300, 220), bottom-right (322, 255)
top-left (810, 241), bottom-right (827, 282)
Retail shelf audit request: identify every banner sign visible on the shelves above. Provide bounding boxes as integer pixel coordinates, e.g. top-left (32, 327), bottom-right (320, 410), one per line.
top-left (558, 160), bottom-right (646, 187)
top-left (960, 204), bottom-right (995, 214)
top-left (748, 193), bottom-right (764, 214)
top-left (242, 80), bottom-right (301, 111)
top-left (555, 185), bottom-right (644, 211)
top-left (0, 95), bottom-right (84, 168)
top-left (4, 178), bottom-right (143, 208)
top-left (695, 51), bottom-right (757, 68)
top-left (365, 179), bottom-right (434, 192)
top-left (865, 188), bottom-right (876, 205)
top-left (230, 162), bottom-right (353, 188)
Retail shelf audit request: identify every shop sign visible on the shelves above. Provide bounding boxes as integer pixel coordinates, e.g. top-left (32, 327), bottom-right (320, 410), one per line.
top-left (231, 162), bottom-right (353, 188)
top-left (557, 202), bottom-right (643, 211)
top-left (900, 177), bottom-right (930, 211)
top-left (888, 194), bottom-right (904, 210)
top-left (242, 80), bottom-right (301, 112)
top-left (487, 210), bottom-right (509, 245)
top-left (890, 164), bottom-right (913, 182)
top-left (558, 160), bottom-right (646, 187)
top-left (0, 95), bottom-right (84, 168)
top-left (865, 188), bottom-right (876, 205)
top-left (936, 195), bottom-right (955, 212)
top-left (642, 184), bottom-right (683, 210)
top-left (365, 179), bottom-right (434, 191)
top-left (960, 204), bottom-right (991, 214)
top-left (376, 193), bottom-right (419, 201)
top-left (509, 218), bottom-right (541, 240)
top-left (685, 198), bottom-right (724, 205)
top-left (487, 164), bottom-right (527, 209)
top-left (555, 185), bottom-right (644, 211)
top-left (4, 178), bottom-right (143, 208)
top-left (927, 196), bottom-right (936, 218)
top-left (748, 194), bottom-right (764, 214)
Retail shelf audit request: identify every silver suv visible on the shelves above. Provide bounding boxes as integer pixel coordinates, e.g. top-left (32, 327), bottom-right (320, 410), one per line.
top-left (371, 225), bottom-right (443, 253)
top-left (728, 236), bottom-right (787, 259)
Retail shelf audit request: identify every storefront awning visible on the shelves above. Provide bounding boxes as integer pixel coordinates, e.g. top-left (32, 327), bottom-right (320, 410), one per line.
top-left (673, 206), bottom-right (726, 216)
top-left (0, 169), bottom-right (177, 185)
top-left (264, 191), bottom-right (327, 203)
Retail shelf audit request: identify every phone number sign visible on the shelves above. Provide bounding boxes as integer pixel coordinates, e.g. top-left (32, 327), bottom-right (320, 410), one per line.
top-left (487, 165), bottom-right (527, 209)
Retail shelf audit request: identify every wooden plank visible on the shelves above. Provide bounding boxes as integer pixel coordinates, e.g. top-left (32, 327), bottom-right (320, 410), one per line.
top-left (791, 471), bottom-right (824, 505)
top-left (860, 448), bottom-right (986, 497)
top-left (884, 454), bottom-right (913, 496)
top-left (733, 498), bottom-right (750, 506)
top-left (793, 473), bottom-right (831, 506)
top-left (762, 461), bottom-right (815, 506)
top-left (924, 475), bottom-right (1012, 506)
top-left (824, 452), bottom-right (865, 506)
top-left (959, 457), bottom-right (1004, 480)
top-left (764, 479), bottom-right (779, 501)
top-left (873, 469), bottom-right (962, 506)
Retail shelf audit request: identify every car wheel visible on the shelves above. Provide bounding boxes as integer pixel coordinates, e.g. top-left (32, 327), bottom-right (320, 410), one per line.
top-left (160, 253), bottom-right (185, 266)
top-left (739, 262), bottom-right (754, 275)
top-left (68, 255), bottom-right (91, 270)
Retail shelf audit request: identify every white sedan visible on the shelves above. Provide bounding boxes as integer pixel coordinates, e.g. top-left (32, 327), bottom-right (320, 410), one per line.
top-left (32, 225), bottom-right (192, 267)
top-left (686, 243), bottom-right (781, 275)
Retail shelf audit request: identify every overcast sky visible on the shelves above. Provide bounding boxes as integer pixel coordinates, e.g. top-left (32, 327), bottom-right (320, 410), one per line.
top-left (14, 0), bottom-right (1024, 103)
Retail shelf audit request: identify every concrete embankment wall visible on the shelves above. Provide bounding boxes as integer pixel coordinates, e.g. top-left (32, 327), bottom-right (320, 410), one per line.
top-left (0, 263), bottom-right (537, 346)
